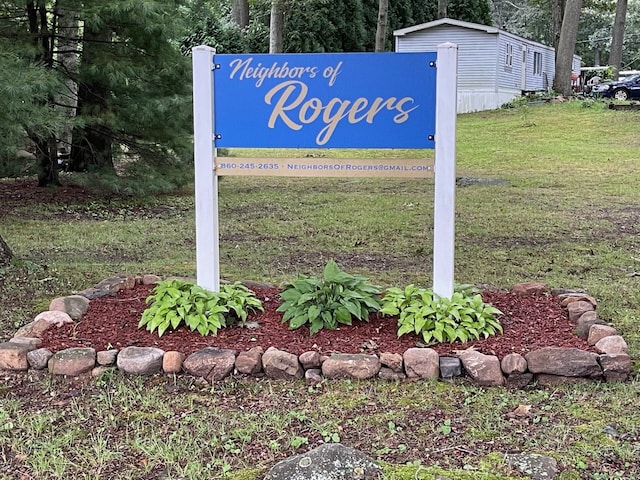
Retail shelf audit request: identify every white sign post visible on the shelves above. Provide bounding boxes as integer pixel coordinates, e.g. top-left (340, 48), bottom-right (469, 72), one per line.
top-left (432, 42), bottom-right (459, 299)
top-left (192, 45), bottom-right (220, 292)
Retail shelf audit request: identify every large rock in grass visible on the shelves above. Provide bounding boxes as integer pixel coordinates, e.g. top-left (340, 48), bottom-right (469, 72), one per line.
top-left (262, 347), bottom-right (303, 380)
top-left (525, 347), bottom-right (600, 377)
top-left (49, 348), bottom-right (96, 376)
top-left (322, 354), bottom-right (380, 380)
top-left (14, 311), bottom-right (73, 338)
top-left (265, 443), bottom-right (382, 480)
top-left (0, 342), bottom-right (31, 371)
top-left (117, 346), bottom-right (165, 375)
top-left (457, 349), bottom-right (504, 386)
top-left (183, 347), bottom-right (237, 382)
top-left (403, 348), bottom-right (439, 379)
top-left (49, 295), bottom-right (90, 320)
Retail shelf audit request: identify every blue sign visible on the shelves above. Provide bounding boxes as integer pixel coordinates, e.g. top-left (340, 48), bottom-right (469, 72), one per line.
top-left (213, 52), bottom-right (437, 149)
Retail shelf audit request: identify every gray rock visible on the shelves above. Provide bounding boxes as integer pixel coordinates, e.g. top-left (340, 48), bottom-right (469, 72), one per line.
top-left (594, 335), bottom-right (628, 354)
top-left (183, 347), bottom-right (237, 382)
top-left (599, 353), bottom-right (631, 382)
top-left (299, 350), bottom-right (322, 370)
top-left (525, 347), bottom-right (601, 377)
top-left (48, 295), bottom-right (90, 320)
top-left (27, 348), bottom-right (53, 370)
top-left (9, 337), bottom-right (41, 349)
top-left (576, 310), bottom-right (598, 325)
top-left (97, 349), bottom-right (119, 366)
top-left (14, 311), bottom-right (73, 338)
top-left (94, 274), bottom-right (136, 293)
top-left (0, 342), bottom-right (31, 370)
top-left (265, 443), bottom-right (382, 480)
top-left (117, 346), bottom-right (165, 375)
top-left (322, 354), bottom-right (380, 380)
top-left (458, 350), bottom-right (504, 386)
top-left (567, 301), bottom-right (594, 322)
top-left (575, 319), bottom-right (607, 340)
top-left (439, 357), bottom-right (462, 379)
top-left (501, 353), bottom-right (528, 374)
top-left (560, 294), bottom-right (597, 308)
top-left (403, 348), bottom-right (439, 379)
top-left (379, 352), bottom-right (403, 372)
top-left (506, 453), bottom-right (559, 480)
top-left (511, 282), bottom-right (548, 295)
top-left (235, 346), bottom-right (263, 375)
top-left (142, 274), bottom-right (162, 285)
top-left (305, 368), bottom-right (323, 383)
top-left (262, 347), bottom-right (304, 380)
top-left (78, 274), bottom-right (137, 299)
top-left (587, 324), bottom-right (617, 345)
top-left (49, 348), bottom-right (96, 376)
top-left (378, 367), bottom-right (407, 381)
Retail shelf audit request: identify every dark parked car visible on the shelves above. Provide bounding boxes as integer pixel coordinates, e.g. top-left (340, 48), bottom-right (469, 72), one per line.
top-left (592, 74), bottom-right (640, 100)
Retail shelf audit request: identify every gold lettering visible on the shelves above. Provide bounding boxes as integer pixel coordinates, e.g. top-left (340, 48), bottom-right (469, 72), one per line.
top-left (229, 57), bottom-right (252, 80)
top-left (347, 98), bottom-right (370, 123)
top-left (299, 98), bottom-right (323, 124)
top-left (317, 98), bottom-right (352, 145)
top-left (364, 97), bottom-right (397, 123)
top-left (393, 97), bottom-right (419, 123)
top-left (264, 81), bottom-right (307, 130)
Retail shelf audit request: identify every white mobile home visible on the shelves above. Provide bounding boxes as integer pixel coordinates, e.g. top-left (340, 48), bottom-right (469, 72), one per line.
top-left (394, 18), bottom-right (581, 113)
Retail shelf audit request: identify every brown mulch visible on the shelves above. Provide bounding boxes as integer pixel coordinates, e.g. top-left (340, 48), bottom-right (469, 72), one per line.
top-left (38, 284), bottom-right (594, 359)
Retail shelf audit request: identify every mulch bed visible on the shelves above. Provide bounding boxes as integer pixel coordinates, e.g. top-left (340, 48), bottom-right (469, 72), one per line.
top-left (38, 284), bottom-right (595, 359)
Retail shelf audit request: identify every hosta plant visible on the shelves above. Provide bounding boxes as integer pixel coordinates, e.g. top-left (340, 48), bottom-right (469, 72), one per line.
top-left (139, 279), bottom-right (263, 337)
top-left (277, 260), bottom-right (382, 335)
top-left (380, 284), bottom-right (503, 344)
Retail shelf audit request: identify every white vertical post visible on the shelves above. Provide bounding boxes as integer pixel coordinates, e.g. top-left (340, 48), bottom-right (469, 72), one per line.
top-left (433, 42), bottom-right (458, 299)
top-left (192, 45), bottom-right (220, 292)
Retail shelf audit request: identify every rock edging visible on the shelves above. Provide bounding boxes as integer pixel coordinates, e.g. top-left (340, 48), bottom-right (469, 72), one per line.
top-left (0, 276), bottom-right (632, 387)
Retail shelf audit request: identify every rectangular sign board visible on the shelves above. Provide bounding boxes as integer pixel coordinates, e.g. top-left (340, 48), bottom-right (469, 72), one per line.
top-left (213, 52), bottom-right (437, 149)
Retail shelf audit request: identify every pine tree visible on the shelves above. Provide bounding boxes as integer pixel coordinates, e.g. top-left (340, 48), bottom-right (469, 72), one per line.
top-left (0, 1), bottom-right (193, 192)
top-left (68, 1), bottom-right (193, 193)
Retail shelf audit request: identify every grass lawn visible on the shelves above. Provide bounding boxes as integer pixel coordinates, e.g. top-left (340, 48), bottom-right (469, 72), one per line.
top-left (0, 99), bottom-right (639, 479)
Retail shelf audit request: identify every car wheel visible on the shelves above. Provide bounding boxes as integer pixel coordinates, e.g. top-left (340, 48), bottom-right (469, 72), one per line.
top-left (613, 88), bottom-right (630, 100)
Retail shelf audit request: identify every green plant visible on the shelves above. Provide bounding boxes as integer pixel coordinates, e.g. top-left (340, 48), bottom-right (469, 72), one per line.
top-left (139, 279), bottom-right (263, 336)
top-left (380, 284), bottom-right (503, 344)
top-left (277, 260), bottom-right (381, 334)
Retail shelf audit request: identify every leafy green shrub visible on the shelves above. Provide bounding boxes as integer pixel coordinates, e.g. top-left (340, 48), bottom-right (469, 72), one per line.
top-left (380, 284), bottom-right (503, 344)
top-left (139, 279), bottom-right (263, 336)
top-left (277, 260), bottom-right (382, 334)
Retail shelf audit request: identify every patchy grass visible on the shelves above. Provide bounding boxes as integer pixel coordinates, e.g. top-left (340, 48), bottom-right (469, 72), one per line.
top-left (1, 100), bottom-right (640, 479)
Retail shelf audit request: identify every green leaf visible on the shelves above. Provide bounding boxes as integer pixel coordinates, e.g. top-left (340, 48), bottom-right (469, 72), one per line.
top-left (289, 314), bottom-right (308, 330)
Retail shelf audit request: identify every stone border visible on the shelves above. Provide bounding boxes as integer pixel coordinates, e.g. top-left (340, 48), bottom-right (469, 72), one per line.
top-left (0, 276), bottom-right (632, 387)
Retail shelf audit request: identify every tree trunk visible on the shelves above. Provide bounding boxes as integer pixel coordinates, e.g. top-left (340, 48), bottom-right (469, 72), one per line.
top-left (0, 234), bottom-right (13, 267)
top-left (269, 0), bottom-right (285, 53)
top-left (55, 3), bottom-right (79, 155)
top-left (375, 0), bottom-right (389, 52)
top-left (553, 0), bottom-right (582, 97)
top-left (438, 0), bottom-right (448, 19)
top-left (232, 0), bottom-right (249, 29)
top-left (69, 23), bottom-right (115, 172)
top-left (27, 1), bottom-right (61, 186)
top-left (608, 0), bottom-right (628, 80)
top-left (550, 0), bottom-right (566, 52)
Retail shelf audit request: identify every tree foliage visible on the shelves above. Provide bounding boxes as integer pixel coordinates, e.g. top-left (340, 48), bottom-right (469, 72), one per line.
top-left (1, 1), bottom-right (193, 193)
